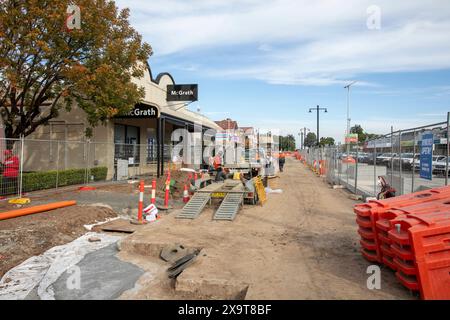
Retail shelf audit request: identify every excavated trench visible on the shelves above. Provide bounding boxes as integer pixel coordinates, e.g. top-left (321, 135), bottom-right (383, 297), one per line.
top-left (117, 237), bottom-right (250, 300)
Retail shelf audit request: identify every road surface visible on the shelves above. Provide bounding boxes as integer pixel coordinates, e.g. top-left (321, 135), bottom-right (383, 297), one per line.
top-left (117, 157), bottom-right (412, 300)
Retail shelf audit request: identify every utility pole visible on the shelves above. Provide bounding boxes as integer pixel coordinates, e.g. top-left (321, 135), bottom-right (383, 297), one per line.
top-left (309, 106), bottom-right (327, 146)
top-left (344, 81), bottom-right (357, 154)
top-left (301, 127), bottom-right (310, 149)
top-left (299, 131), bottom-right (304, 149)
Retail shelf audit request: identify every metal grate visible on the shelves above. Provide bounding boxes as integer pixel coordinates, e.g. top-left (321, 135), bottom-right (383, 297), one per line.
top-left (176, 192), bottom-right (211, 219)
top-left (213, 192), bottom-right (244, 221)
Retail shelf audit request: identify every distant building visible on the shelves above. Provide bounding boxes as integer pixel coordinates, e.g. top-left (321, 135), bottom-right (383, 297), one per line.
top-left (365, 126), bottom-right (448, 155)
top-left (215, 118), bottom-right (239, 131)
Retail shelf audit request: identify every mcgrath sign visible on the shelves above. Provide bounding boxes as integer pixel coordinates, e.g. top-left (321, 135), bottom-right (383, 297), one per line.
top-left (420, 132), bottom-right (433, 180)
top-left (115, 104), bottom-right (159, 119)
top-left (167, 84), bottom-right (198, 102)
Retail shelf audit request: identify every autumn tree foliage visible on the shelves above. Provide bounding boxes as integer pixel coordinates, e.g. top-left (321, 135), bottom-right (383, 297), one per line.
top-left (0, 0), bottom-right (152, 139)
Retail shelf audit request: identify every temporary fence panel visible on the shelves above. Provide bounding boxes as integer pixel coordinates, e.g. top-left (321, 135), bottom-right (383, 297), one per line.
top-left (0, 138), bottom-right (176, 200)
top-left (300, 113), bottom-right (450, 199)
top-left (0, 138), bottom-right (22, 199)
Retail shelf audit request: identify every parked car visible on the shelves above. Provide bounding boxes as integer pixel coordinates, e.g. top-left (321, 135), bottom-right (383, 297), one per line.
top-left (433, 157), bottom-right (450, 175)
top-left (413, 155), bottom-right (446, 172)
top-left (402, 154), bottom-right (420, 171)
top-left (366, 153), bottom-right (383, 165)
top-left (387, 153), bottom-right (417, 171)
top-left (376, 153), bottom-right (397, 166)
top-left (356, 152), bottom-right (370, 164)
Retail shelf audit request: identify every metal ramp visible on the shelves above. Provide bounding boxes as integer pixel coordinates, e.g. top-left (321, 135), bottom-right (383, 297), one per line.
top-left (176, 192), bottom-right (211, 219)
top-left (213, 192), bottom-right (244, 221)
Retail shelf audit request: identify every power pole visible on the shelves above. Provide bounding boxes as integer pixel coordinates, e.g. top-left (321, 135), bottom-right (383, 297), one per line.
top-left (309, 106), bottom-right (327, 146)
top-left (302, 127), bottom-right (310, 149)
top-left (344, 81), bottom-right (357, 154)
top-left (300, 131), bottom-right (304, 149)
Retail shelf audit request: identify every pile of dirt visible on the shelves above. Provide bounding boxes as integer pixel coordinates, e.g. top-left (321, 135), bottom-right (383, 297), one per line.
top-left (0, 205), bottom-right (117, 278)
top-left (154, 170), bottom-right (194, 199)
top-left (95, 170), bottom-right (209, 200)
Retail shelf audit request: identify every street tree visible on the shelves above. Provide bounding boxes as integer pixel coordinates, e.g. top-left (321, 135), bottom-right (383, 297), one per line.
top-left (319, 137), bottom-right (335, 146)
top-left (350, 124), bottom-right (380, 143)
top-left (0, 0), bottom-right (152, 139)
top-left (278, 134), bottom-right (296, 151)
top-left (304, 132), bottom-right (317, 147)
top-left (350, 124), bottom-right (365, 142)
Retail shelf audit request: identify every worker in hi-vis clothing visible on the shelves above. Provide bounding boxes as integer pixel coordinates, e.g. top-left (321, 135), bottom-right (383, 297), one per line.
top-left (1, 149), bottom-right (20, 197)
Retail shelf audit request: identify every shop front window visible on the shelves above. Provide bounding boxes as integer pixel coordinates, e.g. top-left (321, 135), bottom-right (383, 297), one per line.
top-left (114, 124), bottom-right (140, 164)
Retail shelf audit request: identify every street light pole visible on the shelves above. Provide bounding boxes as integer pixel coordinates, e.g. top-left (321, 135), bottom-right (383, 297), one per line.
top-left (301, 127), bottom-right (310, 149)
top-left (303, 127), bottom-right (310, 149)
top-left (299, 131), bottom-right (304, 149)
top-left (344, 81), bottom-right (357, 154)
top-left (309, 106), bottom-right (328, 146)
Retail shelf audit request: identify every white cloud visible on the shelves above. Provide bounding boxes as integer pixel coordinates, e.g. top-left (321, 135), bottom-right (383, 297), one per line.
top-left (116, 0), bottom-right (450, 85)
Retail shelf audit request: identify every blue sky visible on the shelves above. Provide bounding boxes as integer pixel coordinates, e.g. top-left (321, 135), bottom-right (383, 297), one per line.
top-left (116, 0), bottom-right (450, 143)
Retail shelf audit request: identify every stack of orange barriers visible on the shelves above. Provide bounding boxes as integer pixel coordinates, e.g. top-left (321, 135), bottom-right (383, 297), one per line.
top-left (354, 186), bottom-right (450, 299)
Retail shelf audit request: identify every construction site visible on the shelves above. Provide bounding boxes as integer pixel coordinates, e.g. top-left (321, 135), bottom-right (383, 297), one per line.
top-left (1, 149), bottom-right (447, 301)
top-left (1, 0), bottom-right (450, 308)
top-left (0, 154), bottom-right (401, 300)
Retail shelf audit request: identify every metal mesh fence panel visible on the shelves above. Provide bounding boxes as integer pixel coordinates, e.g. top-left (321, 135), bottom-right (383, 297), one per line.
top-left (0, 138), bottom-right (21, 199)
top-left (301, 113), bottom-right (450, 198)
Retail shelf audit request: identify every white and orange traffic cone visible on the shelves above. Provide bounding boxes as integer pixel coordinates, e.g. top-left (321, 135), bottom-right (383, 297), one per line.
top-left (164, 172), bottom-right (170, 206)
top-left (138, 180), bottom-right (144, 223)
top-left (183, 184), bottom-right (190, 203)
top-left (158, 171), bottom-right (171, 211)
top-left (151, 179), bottom-right (156, 204)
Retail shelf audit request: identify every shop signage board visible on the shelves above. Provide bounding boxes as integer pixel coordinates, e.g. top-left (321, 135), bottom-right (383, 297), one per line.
top-left (167, 84), bottom-right (198, 101)
top-left (400, 140), bottom-right (414, 147)
top-left (345, 133), bottom-right (358, 144)
top-left (420, 132), bottom-right (433, 180)
top-left (115, 104), bottom-right (159, 119)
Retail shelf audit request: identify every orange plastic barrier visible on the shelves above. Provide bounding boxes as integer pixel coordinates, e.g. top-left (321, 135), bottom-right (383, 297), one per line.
top-left (354, 186), bottom-right (450, 263)
top-left (319, 160), bottom-right (327, 176)
top-left (388, 209), bottom-right (450, 299)
top-left (356, 191), bottom-right (450, 299)
top-left (0, 200), bottom-right (77, 221)
top-left (376, 199), bottom-right (450, 270)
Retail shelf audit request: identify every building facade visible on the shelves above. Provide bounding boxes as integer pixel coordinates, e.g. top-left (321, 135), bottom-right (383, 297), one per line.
top-left (23, 62), bottom-right (221, 179)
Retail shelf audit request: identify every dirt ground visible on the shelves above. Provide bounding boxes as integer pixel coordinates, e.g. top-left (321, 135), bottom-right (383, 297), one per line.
top-left (117, 157), bottom-right (413, 300)
top-left (95, 170), bottom-right (199, 199)
top-left (0, 205), bottom-right (117, 278)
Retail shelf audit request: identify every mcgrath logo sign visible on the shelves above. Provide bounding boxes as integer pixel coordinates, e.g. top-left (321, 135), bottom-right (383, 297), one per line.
top-left (115, 104), bottom-right (159, 119)
top-left (167, 84), bottom-right (198, 102)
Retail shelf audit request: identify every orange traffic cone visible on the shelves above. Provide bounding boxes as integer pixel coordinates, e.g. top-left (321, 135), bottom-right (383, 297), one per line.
top-left (150, 179), bottom-right (156, 204)
top-left (183, 184), bottom-right (190, 203)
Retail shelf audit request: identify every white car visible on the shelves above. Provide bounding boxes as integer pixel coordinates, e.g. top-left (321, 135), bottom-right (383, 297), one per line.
top-left (413, 155), bottom-right (446, 172)
top-left (433, 157), bottom-right (450, 175)
top-left (376, 153), bottom-right (397, 165)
